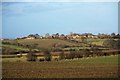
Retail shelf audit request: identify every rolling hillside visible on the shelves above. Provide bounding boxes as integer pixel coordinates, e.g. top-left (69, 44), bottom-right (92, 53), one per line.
top-left (3, 39), bottom-right (83, 49)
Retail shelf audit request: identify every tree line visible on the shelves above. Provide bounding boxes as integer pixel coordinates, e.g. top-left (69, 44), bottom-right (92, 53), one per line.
top-left (26, 48), bottom-right (119, 62)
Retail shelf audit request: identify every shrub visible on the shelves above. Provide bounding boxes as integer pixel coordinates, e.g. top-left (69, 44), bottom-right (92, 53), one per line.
top-left (53, 58), bottom-right (59, 61)
top-left (62, 45), bottom-right (70, 48)
top-left (26, 51), bottom-right (37, 61)
top-left (44, 50), bottom-right (51, 61)
top-left (59, 51), bottom-right (65, 60)
top-left (74, 52), bottom-right (83, 58)
top-left (39, 58), bottom-right (45, 61)
top-left (69, 48), bottom-right (76, 51)
top-left (103, 52), bottom-right (109, 56)
top-left (69, 51), bottom-right (75, 59)
top-left (64, 54), bottom-right (70, 59)
top-left (64, 51), bottom-right (75, 59)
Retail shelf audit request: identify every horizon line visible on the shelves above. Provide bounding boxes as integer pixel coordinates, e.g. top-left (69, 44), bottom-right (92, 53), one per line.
top-left (1, 32), bottom-right (119, 39)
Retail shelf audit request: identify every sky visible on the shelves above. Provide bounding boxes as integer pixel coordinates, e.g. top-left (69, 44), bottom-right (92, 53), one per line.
top-left (1, 1), bottom-right (118, 39)
top-left (1, 0), bottom-right (120, 2)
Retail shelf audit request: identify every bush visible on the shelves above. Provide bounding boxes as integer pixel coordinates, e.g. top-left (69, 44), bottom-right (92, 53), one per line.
top-left (74, 52), bottom-right (83, 58)
top-left (44, 50), bottom-right (51, 61)
top-left (64, 54), bottom-right (70, 59)
top-left (69, 48), bottom-right (76, 51)
top-left (53, 48), bottom-right (62, 52)
top-left (69, 51), bottom-right (75, 59)
top-left (59, 51), bottom-right (65, 60)
top-left (39, 58), bottom-right (45, 61)
top-left (26, 51), bottom-right (37, 61)
top-left (62, 45), bottom-right (70, 48)
top-left (103, 52), bottom-right (109, 56)
top-left (64, 51), bottom-right (75, 59)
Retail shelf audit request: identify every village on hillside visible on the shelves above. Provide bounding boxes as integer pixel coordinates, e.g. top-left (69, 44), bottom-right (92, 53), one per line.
top-left (2, 32), bottom-right (120, 78)
top-left (16, 33), bottom-right (120, 40)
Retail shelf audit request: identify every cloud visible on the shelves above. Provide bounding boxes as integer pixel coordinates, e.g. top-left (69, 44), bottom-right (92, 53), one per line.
top-left (2, 2), bottom-right (67, 16)
top-left (2, 3), bottom-right (27, 15)
top-left (2, 0), bottom-right (118, 16)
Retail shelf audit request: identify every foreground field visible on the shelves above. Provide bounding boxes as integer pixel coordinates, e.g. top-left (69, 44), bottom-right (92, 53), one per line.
top-left (2, 55), bottom-right (118, 78)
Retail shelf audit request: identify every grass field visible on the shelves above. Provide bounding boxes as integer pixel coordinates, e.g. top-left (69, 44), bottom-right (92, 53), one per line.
top-left (2, 39), bottom-right (107, 52)
top-left (72, 38), bottom-right (106, 46)
top-left (3, 39), bottom-right (79, 49)
top-left (86, 39), bottom-right (106, 46)
top-left (2, 55), bottom-right (118, 78)
top-left (1, 44), bottom-right (29, 51)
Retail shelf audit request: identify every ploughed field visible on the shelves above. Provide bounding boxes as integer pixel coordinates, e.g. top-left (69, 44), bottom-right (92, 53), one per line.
top-left (2, 55), bottom-right (118, 78)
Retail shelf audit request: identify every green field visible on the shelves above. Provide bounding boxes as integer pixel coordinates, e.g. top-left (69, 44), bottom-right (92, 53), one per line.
top-left (2, 39), bottom-right (107, 52)
top-left (3, 39), bottom-right (80, 49)
top-left (72, 38), bottom-right (106, 46)
top-left (2, 55), bottom-right (118, 78)
top-left (1, 44), bottom-right (29, 51)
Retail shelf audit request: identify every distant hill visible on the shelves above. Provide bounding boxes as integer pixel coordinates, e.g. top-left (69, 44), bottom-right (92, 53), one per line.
top-left (17, 39), bottom-right (82, 49)
top-left (3, 39), bottom-right (85, 49)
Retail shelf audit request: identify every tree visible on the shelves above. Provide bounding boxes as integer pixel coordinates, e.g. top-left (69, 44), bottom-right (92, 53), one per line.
top-left (45, 33), bottom-right (50, 38)
top-left (28, 34), bottom-right (35, 37)
top-left (55, 33), bottom-right (59, 38)
top-left (61, 34), bottom-right (65, 36)
top-left (116, 34), bottom-right (120, 38)
top-left (69, 51), bottom-right (75, 59)
top-left (26, 44), bottom-right (38, 61)
top-left (44, 50), bottom-right (51, 61)
top-left (35, 34), bottom-right (40, 39)
top-left (26, 49), bottom-right (37, 61)
top-left (111, 33), bottom-right (116, 38)
top-left (64, 51), bottom-right (75, 59)
top-left (59, 51), bottom-right (65, 60)
top-left (90, 47), bottom-right (100, 57)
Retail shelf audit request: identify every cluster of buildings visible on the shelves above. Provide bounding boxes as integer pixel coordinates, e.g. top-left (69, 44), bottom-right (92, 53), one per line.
top-left (16, 36), bottom-right (35, 40)
top-left (16, 33), bottom-right (119, 40)
top-left (16, 33), bottom-right (99, 40)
